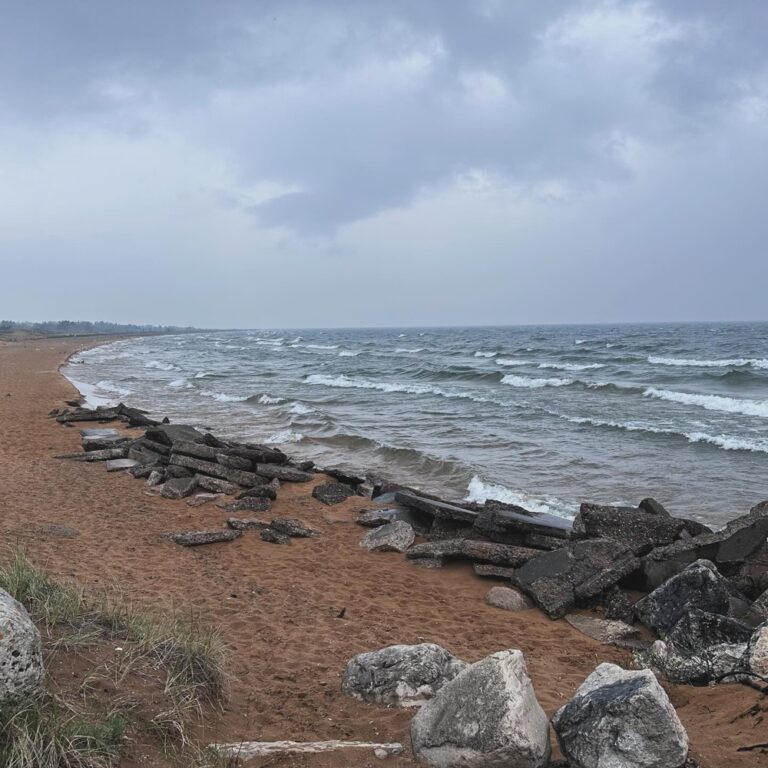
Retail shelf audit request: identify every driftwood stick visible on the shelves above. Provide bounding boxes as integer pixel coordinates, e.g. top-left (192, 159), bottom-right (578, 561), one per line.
top-left (209, 740), bottom-right (404, 760)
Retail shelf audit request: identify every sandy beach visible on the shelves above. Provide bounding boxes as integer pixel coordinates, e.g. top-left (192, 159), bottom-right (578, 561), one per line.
top-left (0, 336), bottom-right (766, 768)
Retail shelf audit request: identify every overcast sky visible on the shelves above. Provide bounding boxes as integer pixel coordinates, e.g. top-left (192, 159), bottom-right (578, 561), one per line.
top-left (1, 1), bottom-right (767, 328)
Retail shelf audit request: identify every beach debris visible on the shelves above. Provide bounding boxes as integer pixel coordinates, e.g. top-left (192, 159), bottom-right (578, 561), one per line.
top-left (169, 452), bottom-right (262, 487)
top-left (321, 466), bottom-right (366, 487)
top-left (146, 470), bottom-right (165, 487)
top-left (227, 517), bottom-right (269, 532)
top-left (356, 507), bottom-right (432, 533)
top-left (312, 481), bottom-right (356, 505)
top-left (187, 492), bottom-right (223, 507)
top-left (145, 424), bottom-right (205, 445)
top-left (552, 663), bottom-right (689, 768)
top-left (105, 458), bottom-right (139, 472)
top-left (196, 476), bottom-right (240, 495)
top-left (163, 530), bottom-right (242, 546)
top-left (473, 563), bottom-right (516, 580)
top-left (564, 615), bottom-right (647, 649)
top-left (220, 496), bottom-right (272, 514)
top-left (0, 589), bottom-right (44, 703)
top-left (208, 740), bottom-right (404, 760)
top-left (269, 517), bottom-right (316, 538)
top-left (342, 643), bottom-right (466, 708)
top-left (411, 649), bottom-right (550, 768)
top-left (81, 434), bottom-right (130, 451)
top-left (472, 500), bottom-right (573, 543)
top-left (408, 539), bottom-right (540, 568)
top-left (634, 560), bottom-right (731, 634)
top-left (215, 452), bottom-right (252, 471)
top-left (260, 528), bottom-right (291, 544)
top-left (160, 476), bottom-right (198, 499)
top-left (396, 491), bottom-right (477, 526)
top-left (360, 520), bottom-right (415, 552)
top-left (55, 447), bottom-right (129, 462)
top-left (512, 539), bottom-right (640, 619)
top-left (485, 586), bottom-right (533, 612)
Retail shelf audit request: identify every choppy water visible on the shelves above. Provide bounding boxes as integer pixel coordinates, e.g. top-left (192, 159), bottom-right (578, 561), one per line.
top-left (63, 323), bottom-right (768, 525)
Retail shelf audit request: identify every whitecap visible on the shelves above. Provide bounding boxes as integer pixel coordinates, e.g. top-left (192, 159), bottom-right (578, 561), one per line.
top-left (266, 429), bottom-right (304, 444)
top-left (495, 358), bottom-right (532, 367)
top-left (338, 350), bottom-right (360, 357)
top-left (201, 390), bottom-right (248, 403)
top-left (648, 356), bottom-right (768, 369)
top-left (95, 380), bottom-right (133, 397)
top-left (575, 339), bottom-right (588, 345)
top-left (395, 347), bottom-right (425, 353)
top-left (501, 375), bottom-right (572, 389)
top-left (643, 388), bottom-right (768, 418)
top-left (144, 360), bottom-right (178, 371)
top-left (287, 401), bottom-right (314, 415)
top-left (257, 394), bottom-right (284, 405)
top-left (538, 362), bottom-right (605, 372)
top-left (465, 476), bottom-right (575, 519)
top-left (474, 351), bottom-right (497, 358)
top-left (305, 344), bottom-right (339, 350)
top-left (168, 378), bottom-right (190, 388)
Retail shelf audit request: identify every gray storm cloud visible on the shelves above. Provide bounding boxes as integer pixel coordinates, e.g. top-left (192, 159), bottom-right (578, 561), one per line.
top-left (0, 1), bottom-right (766, 327)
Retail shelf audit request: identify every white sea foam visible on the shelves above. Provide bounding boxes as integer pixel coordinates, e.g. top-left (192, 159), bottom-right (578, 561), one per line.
top-left (474, 351), bottom-right (497, 358)
top-left (305, 344), bottom-right (339, 350)
top-left (575, 339), bottom-right (588, 345)
top-left (501, 375), bottom-right (572, 388)
top-left (266, 429), bottom-right (304, 444)
top-left (495, 358), bottom-right (532, 367)
top-left (465, 476), bottom-right (575, 519)
top-left (258, 394), bottom-right (284, 405)
top-left (255, 340), bottom-right (284, 347)
top-left (201, 390), bottom-right (248, 403)
top-left (643, 388), bottom-right (768, 418)
top-left (95, 380), bottom-right (133, 397)
top-left (538, 362), bottom-right (605, 372)
top-left (648, 356), bottom-right (768, 369)
top-left (168, 378), bottom-right (191, 388)
top-left (144, 360), bottom-right (178, 371)
top-left (193, 371), bottom-right (209, 378)
top-left (338, 350), bottom-right (360, 357)
top-left (287, 401), bottom-right (314, 415)
top-left (395, 347), bottom-right (425, 353)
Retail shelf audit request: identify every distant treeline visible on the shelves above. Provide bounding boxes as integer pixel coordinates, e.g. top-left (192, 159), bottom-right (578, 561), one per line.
top-left (0, 320), bottom-right (201, 337)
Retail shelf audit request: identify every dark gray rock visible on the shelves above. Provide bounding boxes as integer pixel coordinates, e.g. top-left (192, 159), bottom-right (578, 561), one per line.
top-left (395, 491), bottom-right (477, 525)
top-left (753, 589), bottom-right (768, 621)
top-left (255, 464), bottom-right (313, 482)
top-left (260, 528), bottom-right (291, 544)
top-left (322, 466), bottom-right (366, 486)
top-left (161, 476), bottom-right (198, 499)
top-left (186, 492), bottom-right (222, 507)
top-left (513, 539), bottom-right (640, 619)
top-left (639, 498), bottom-right (671, 516)
top-left (356, 507), bottom-right (432, 534)
top-left (146, 424), bottom-right (205, 446)
top-left (524, 532), bottom-right (568, 551)
top-left (164, 529), bottom-right (241, 546)
top-left (270, 517), bottom-right (316, 538)
top-left (237, 481), bottom-right (279, 501)
top-left (342, 643), bottom-right (466, 708)
top-left (171, 439), bottom-right (219, 461)
top-left (227, 443), bottom-right (287, 464)
top-left (222, 496), bottom-right (272, 514)
top-left (552, 663), bottom-right (688, 768)
top-left (411, 649), bottom-right (551, 768)
top-left (227, 517), bottom-right (269, 531)
top-left (603, 586), bottom-right (635, 624)
top-left (312, 482), bottom-right (356, 505)
top-left (146, 469), bottom-right (165, 487)
top-left (740, 620), bottom-right (768, 678)
top-left (170, 453), bottom-right (262, 486)
top-left (360, 521), bottom-right (414, 552)
top-left (634, 560), bottom-right (731, 634)
top-left (216, 453), bottom-right (252, 471)
top-left (473, 500), bottom-right (572, 542)
top-left (166, 464), bottom-right (193, 479)
top-left (643, 639), bottom-right (748, 686)
top-left (56, 447), bottom-right (128, 462)
top-left (473, 563), bottom-right (517, 580)
top-left (196, 476), bottom-right (240, 495)
top-left (407, 539), bottom-right (540, 568)
top-left (665, 609), bottom-right (753, 656)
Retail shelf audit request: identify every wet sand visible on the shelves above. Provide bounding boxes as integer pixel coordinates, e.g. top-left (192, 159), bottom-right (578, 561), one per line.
top-left (0, 337), bottom-right (765, 767)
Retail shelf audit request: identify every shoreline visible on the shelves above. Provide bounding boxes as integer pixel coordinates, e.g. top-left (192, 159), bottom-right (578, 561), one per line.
top-left (0, 337), bottom-right (765, 766)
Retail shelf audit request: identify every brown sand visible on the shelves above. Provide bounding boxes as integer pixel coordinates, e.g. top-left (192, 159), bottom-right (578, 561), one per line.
top-left (0, 337), bottom-right (766, 767)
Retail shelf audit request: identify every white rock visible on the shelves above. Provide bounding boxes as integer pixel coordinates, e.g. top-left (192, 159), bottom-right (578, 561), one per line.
top-left (552, 662), bottom-right (688, 768)
top-left (742, 621), bottom-right (768, 678)
top-left (0, 589), bottom-right (43, 702)
top-left (486, 586), bottom-right (533, 612)
top-left (411, 649), bottom-right (550, 768)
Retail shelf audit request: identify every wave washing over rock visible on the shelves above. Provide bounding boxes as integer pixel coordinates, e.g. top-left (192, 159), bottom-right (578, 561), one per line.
top-left (62, 322), bottom-right (768, 525)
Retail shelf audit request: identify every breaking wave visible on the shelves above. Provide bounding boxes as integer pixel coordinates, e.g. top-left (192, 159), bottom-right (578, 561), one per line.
top-left (465, 476), bottom-right (575, 519)
top-left (643, 388), bottom-right (768, 418)
top-left (649, 356), bottom-right (768, 369)
top-left (501, 375), bottom-right (572, 389)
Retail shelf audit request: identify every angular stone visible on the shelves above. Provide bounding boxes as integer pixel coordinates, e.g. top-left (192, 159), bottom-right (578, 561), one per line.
top-left (323, 466), bottom-right (366, 486)
top-left (643, 639), bottom-right (748, 686)
top-left (342, 643), bottom-right (466, 708)
top-left (666, 609), bottom-right (753, 656)
top-left (0, 589), bottom-right (44, 703)
top-left (270, 518), bottom-right (316, 538)
top-left (82, 435), bottom-right (130, 452)
top-left (524, 533), bottom-right (568, 551)
top-left (161, 476), bottom-right (198, 499)
top-left (552, 663), bottom-right (688, 768)
top-left (187, 492), bottom-right (222, 507)
top-left (56, 447), bottom-right (129, 462)
top-left (634, 560), bottom-right (730, 634)
top-left (361, 521), bottom-right (414, 553)
top-left (164, 529), bottom-right (241, 546)
top-left (408, 539), bottom-right (540, 568)
top-left (222, 496), bottom-right (272, 514)
top-left (171, 439), bottom-right (219, 461)
top-left (166, 464), bottom-right (193, 479)
top-left (740, 620), bottom-right (768, 678)
top-left (255, 464), bottom-right (313, 482)
top-left (411, 649), bottom-right (551, 768)
top-left (513, 539), bottom-right (640, 619)
top-left (486, 586), bottom-right (533, 612)
top-left (227, 517), bottom-right (269, 531)
top-left (227, 443), bottom-right (288, 464)
top-left (170, 453), bottom-right (261, 486)
top-left (146, 470), bottom-right (165, 487)
top-left (473, 563), bottom-right (516, 580)
top-left (395, 491), bottom-right (476, 525)
top-left (105, 458), bottom-right (139, 472)
top-left (237, 481), bottom-right (279, 501)
top-left (753, 589), bottom-right (768, 621)
top-left (145, 424), bottom-right (205, 446)
top-left (260, 528), bottom-right (291, 544)
top-left (313, 482), bottom-right (356, 505)
top-left (565, 615), bottom-right (646, 649)
top-left (356, 507), bottom-right (432, 534)
top-left (128, 445), bottom-right (163, 465)
top-left (216, 453), bottom-right (253, 471)
top-left (473, 500), bottom-right (572, 541)
top-left (196, 476), bottom-right (240, 495)
top-left (639, 498), bottom-right (671, 516)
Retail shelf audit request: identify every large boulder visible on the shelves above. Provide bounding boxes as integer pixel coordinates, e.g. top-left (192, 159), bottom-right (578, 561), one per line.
top-left (360, 521), bottom-right (415, 553)
top-left (160, 475), bottom-right (198, 499)
top-left (643, 639), bottom-right (748, 686)
top-left (342, 643), bottom-right (466, 708)
top-left (411, 649), bottom-right (550, 768)
top-left (641, 500), bottom-right (768, 588)
top-left (312, 482), bottom-right (356, 505)
top-left (513, 539), bottom-right (640, 619)
top-left (740, 620), bottom-right (768, 678)
top-left (634, 560), bottom-right (730, 634)
top-left (407, 539), bottom-right (540, 568)
top-left (665, 609), bottom-right (753, 656)
top-left (752, 589), bottom-right (768, 621)
top-left (0, 589), bottom-right (44, 702)
top-left (552, 663), bottom-right (688, 768)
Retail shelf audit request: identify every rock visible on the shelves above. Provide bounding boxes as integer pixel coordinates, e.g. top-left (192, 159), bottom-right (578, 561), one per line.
top-left (227, 517), bottom-right (269, 531)
top-left (552, 663), bottom-right (688, 768)
top-left (639, 498), bottom-right (670, 516)
top-left (270, 518), bottom-right (316, 538)
top-left (79, 428), bottom-right (120, 438)
top-left (565, 615), bottom-right (646, 649)
top-left (524, 533), bottom-right (568, 551)
top-left (170, 453), bottom-right (262, 486)
top-left (573, 503), bottom-right (688, 555)
top-left (342, 643), bottom-right (466, 708)
top-left (82, 435), bottom-right (130, 452)
top-left (187, 492), bottom-right (222, 507)
top-left (161, 476), bottom-right (198, 499)
top-left (255, 464), bottom-right (313, 482)
top-left (166, 464), bottom-right (193, 479)
top-left (665, 609), bottom-right (753, 656)
top-left (323, 466), bottom-right (366, 486)
top-left (145, 424), bottom-right (205, 446)
top-left (473, 563), bottom-right (516, 580)
top-left (227, 443), bottom-right (288, 464)
top-left (171, 439), bottom-right (220, 461)
top-left (216, 453), bottom-right (252, 471)
top-left (196, 476), bottom-right (240, 495)
top-left (643, 639), bottom-right (748, 685)
top-left (0, 589), bottom-right (44, 702)
top-left (146, 470), bottom-right (164, 487)
top-left (411, 557), bottom-right (445, 569)
top-left (56, 447), bottom-right (129, 462)
top-left (740, 620), bottom-right (768, 678)
top-left (753, 589), bottom-right (768, 621)
top-left (395, 491), bottom-right (477, 526)
top-left (56, 405), bottom-right (120, 423)
top-left (237, 481), bottom-right (279, 501)
top-left (641, 500), bottom-right (768, 588)
top-left (472, 500), bottom-right (572, 542)
top-left (485, 586), bottom-right (532, 612)
top-left (603, 586), bottom-right (635, 623)
top-left (260, 528), bottom-right (291, 544)
top-left (357, 507), bottom-right (432, 534)
top-left (312, 482), bottom-right (356, 505)
top-left (164, 529), bottom-right (241, 546)
top-left (222, 496), bottom-right (272, 514)
top-left (407, 539), bottom-right (540, 568)
top-left (105, 458), bottom-right (139, 472)
top-left (411, 649), bottom-right (550, 768)
top-left (129, 464), bottom-right (157, 479)
top-left (634, 560), bottom-right (730, 634)
top-left (127, 444), bottom-right (163, 465)
top-left (513, 539), bottom-right (640, 619)
top-left (361, 521), bottom-right (414, 553)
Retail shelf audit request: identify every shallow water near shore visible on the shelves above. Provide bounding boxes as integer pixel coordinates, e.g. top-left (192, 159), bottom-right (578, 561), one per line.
top-left (63, 322), bottom-right (768, 526)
